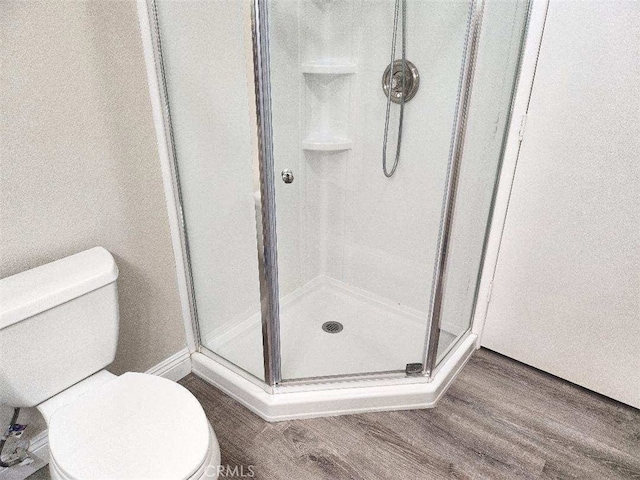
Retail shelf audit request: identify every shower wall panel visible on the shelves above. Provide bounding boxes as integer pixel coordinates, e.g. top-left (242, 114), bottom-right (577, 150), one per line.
top-left (270, 0), bottom-right (471, 318)
top-left (343, 1), bottom-right (471, 315)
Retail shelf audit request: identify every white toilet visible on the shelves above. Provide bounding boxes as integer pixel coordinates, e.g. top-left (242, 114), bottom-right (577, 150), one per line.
top-left (0, 247), bottom-right (221, 479)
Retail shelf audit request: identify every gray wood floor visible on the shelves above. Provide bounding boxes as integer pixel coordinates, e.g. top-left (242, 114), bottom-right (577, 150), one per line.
top-left (182, 348), bottom-right (640, 480)
top-left (26, 348), bottom-right (640, 479)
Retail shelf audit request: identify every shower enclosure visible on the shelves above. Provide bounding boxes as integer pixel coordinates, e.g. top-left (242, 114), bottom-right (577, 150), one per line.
top-left (142, 0), bottom-right (530, 419)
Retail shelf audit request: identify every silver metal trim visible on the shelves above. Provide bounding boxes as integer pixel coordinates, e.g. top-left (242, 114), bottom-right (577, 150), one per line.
top-left (278, 369), bottom-right (407, 388)
top-left (423, 0), bottom-right (484, 378)
top-left (145, 0), bottom-right (202, 350)
top-left (251, 0), bottom-right (282, 387)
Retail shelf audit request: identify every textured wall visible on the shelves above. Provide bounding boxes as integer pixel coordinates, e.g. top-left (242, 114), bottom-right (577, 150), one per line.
top-left (0, 0), bottom-right (187, 427)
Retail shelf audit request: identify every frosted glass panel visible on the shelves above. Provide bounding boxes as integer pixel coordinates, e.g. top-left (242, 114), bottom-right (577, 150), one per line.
top-left (155, 0), bottom-right (265, 380)
top-left (435, 0), bottom-right (530, 364)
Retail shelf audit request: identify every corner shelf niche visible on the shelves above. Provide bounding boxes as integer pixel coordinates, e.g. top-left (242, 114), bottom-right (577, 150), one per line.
top-left (301, 135), bottom-right (353, 152)
top-left (301, 62), bottom-right (356, 75)
top-left (300, 1), bottom-right (357, 155)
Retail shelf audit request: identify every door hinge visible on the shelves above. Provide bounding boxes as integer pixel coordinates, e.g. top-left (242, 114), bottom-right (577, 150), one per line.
top-left (486, 281), bottom-right (494, 304)
top-left (405, 363), bottom-right (423, 376)
top-left (518, 114), bottom-right (528, 141)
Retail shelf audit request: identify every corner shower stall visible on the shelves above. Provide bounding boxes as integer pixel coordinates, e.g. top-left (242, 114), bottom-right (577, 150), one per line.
top-left (142, 0), bottom-right (530, 419)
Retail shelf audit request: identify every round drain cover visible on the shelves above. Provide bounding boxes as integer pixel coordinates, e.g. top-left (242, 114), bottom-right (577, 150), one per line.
top-left (322, 321), bottom-right (344, 334)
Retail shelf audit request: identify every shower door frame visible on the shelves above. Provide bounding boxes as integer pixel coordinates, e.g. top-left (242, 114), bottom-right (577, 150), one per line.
top-left (251, 0), bottom-right (282, 388)
top-left (145, 0), bottom-right (499, 391)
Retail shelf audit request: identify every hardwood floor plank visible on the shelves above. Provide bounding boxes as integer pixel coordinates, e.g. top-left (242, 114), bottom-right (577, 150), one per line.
top-left (180, 348), bottom-right (640, 480)
top-left (447, 352), bottom-right (640, 478)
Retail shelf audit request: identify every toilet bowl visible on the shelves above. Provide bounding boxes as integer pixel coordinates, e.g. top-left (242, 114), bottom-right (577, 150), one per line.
top-left (40, 372), bottom-right (220, 480)
top-left (0, 247), bottom-right (221, 479)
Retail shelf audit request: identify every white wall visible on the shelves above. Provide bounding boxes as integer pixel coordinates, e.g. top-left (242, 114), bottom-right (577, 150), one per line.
top-left (344, 0), bottom-right (472, 313)
top-left (482, 0), bottom-right (640, 408)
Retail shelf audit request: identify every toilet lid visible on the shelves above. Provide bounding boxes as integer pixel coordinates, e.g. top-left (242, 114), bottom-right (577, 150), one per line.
top-left (48, 372), bottom-right (211, 480)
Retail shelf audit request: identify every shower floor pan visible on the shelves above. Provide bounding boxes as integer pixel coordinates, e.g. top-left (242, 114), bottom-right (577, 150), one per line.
top-left (193, 276), bottom-right (476, 421)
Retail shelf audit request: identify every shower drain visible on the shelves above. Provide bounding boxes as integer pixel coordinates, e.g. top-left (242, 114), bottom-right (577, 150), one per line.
top-left (322, 321), bottom-right (344, 334)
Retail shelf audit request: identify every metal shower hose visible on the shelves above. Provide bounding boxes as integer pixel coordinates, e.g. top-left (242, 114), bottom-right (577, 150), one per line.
top-left (382, 0), bottom-right (407, 178)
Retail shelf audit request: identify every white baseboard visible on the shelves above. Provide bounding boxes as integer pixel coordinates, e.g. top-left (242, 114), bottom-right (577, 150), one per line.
top-left (0, 349), bottom-right (192, 480)
top-left (145, 348), bottom-right (192, 382)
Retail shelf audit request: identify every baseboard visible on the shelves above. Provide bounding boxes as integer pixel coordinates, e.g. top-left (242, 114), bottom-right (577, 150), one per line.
top-left (0, 348), bottom-right (193, 480)
top-left (145, 348), bottom-right (192, 382)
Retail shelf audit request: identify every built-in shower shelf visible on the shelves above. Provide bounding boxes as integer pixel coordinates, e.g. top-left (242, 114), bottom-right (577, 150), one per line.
top-left (302, 136), bottom-right (353, 151)
top-left (301, 62), bottom-right (356, 75)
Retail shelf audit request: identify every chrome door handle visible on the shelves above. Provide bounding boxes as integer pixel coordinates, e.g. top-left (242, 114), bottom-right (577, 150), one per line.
top-left (281, 169), bottom-right (294, 184)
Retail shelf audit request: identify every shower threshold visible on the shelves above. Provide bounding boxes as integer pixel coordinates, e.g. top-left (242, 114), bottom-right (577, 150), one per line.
top-left (192, 334), bottom-right (476, 422)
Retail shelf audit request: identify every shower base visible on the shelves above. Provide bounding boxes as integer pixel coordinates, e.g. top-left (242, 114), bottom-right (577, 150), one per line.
top-left (206, 276), bottom-right (463, 380)
top-left (193, 334), bottom-right (476, 421)
top-left (193, 277), bottom-right (476, 421)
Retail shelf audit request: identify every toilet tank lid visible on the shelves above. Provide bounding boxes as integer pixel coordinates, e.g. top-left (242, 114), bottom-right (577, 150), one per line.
top-left (0, 247), bottom-right (118, 330)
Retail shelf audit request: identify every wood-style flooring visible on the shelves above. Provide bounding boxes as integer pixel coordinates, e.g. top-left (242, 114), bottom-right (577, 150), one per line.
top-left (180, 348), bottom-right (640, 480)
top-left (26, 348), bottom-right (640, 479)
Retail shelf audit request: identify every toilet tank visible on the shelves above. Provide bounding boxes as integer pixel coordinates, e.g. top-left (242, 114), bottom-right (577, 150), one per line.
top-left (0, 247), bottom-right (119, 408)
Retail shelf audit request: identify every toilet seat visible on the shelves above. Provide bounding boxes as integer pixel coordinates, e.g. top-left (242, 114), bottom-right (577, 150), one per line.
top-left (47, 372), bottom-right (218, 480)
top-left (48, 426), bottom-right (219, 480)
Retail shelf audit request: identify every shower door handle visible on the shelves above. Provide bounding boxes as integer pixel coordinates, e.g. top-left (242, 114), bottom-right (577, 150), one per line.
top-left (281, 169), bottom-right (294, 184)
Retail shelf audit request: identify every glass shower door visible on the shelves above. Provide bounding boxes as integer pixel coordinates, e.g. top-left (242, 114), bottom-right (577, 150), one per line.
top-left (151, 0), bottom-right (530, 387)
top-left (266, 0), bottom-right (475, 381)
